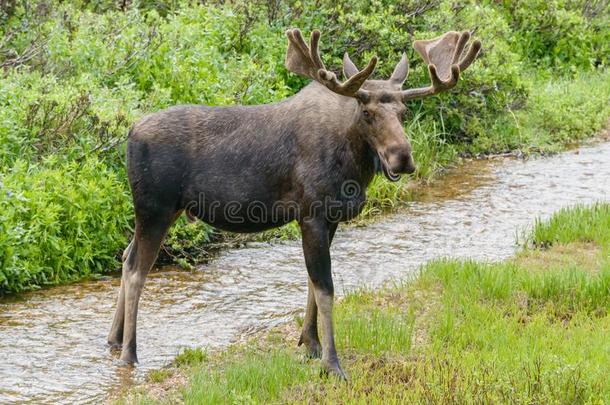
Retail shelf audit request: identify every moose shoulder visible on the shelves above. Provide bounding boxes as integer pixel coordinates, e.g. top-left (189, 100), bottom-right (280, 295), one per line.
top-left (109, 28), bottom-right (481, 379)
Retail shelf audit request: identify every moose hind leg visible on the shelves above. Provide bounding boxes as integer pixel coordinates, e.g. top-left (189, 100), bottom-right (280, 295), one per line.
top-left (300, 218), bottom-right (346, 380)
top-left (119, 215), bottom-right (173, 364)
top-left (107, 279), bottom-right (125, 348)
top-left (298, 278), bottom-right (322, 358)
top-left (108, 241), bottom-right (134, 348)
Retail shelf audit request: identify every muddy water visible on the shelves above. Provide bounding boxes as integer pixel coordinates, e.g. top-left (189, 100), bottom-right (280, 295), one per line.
top-left (1, 142), bottom-right (610, 403)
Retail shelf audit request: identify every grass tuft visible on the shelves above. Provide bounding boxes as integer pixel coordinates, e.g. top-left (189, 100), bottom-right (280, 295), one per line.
top-left (174, 347), bottom-right (208, 367)
top-left (530, 203), bottom-right (610, 247)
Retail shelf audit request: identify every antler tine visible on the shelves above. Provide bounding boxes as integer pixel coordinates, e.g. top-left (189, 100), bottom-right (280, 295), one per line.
top-left (290, 29), bottom-right (310, 58)
top-left (309, 30), bottom-right (325, 71)
top-left (458, 38), bottom-right (481, 71)
top-left (401, 30), bottom-right (481, 102)
top-left (319, 56), bottom-right (377, 96)
top-left (452, 31), bottom-right (470, 65)
top-left (285, 28), bottom-right (377, 98)
top-left (401, 64), bottom-right (460, 101)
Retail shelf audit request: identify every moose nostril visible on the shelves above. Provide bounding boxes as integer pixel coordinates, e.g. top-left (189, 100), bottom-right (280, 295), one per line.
top-left (405, 153), bottom-right (417, 173)
top-left (405, 156), bottom-right (416, 174)
top-left (387, 149), bottom-right (415, 174)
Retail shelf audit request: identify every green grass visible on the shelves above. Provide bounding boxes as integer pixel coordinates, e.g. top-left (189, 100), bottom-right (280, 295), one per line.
top-left (127, 203), bottom-right (610, 404)
top-left (174, 347), bottom-right (209, 367)
top-left (477, 70), bottom-right (610, 154)
top-left (183, 349), bottom-right (316, 404)
top-left (530, 203), bottom-right (610, 247)
top-left (147, 369), bottom-right (173, 384)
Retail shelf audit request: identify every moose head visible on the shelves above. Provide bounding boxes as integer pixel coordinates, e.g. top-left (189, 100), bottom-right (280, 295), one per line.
top-left (285, 28), bottom-right (481, 181)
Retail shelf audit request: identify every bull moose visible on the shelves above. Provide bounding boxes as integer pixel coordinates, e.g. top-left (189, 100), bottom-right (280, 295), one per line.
top-left (108, 28), bottom-right (481, 379)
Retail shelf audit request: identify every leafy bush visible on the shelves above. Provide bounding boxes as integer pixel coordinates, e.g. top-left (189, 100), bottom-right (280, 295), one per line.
top-left (472, 69), bottom-right (610, 153)
top-left (498, 0), bottom-right (610, 71)
top-left (0, 70), bottom-right (140, 167)
top-left (0, 157), bottom-right (131, 293)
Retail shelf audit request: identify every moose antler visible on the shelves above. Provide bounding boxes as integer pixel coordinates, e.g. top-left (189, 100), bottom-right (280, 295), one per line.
top-left (402, 31), bottom-right (481, 101)
top-left (285, 28), bottom-right (377, 98)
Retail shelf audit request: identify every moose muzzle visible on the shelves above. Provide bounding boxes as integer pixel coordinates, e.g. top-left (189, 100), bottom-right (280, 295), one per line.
top-left (377, 149), bottom-right (414, 182)
top-left (380, 143), bottom-right (416, 181)
top-left (387, 147), bottom-right (416, 175)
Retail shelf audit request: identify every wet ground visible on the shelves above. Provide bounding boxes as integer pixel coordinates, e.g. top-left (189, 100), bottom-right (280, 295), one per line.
top-left (1, 141), bottom-right (609, 403)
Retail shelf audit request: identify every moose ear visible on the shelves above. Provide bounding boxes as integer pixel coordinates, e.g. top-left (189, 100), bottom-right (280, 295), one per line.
top-left (389, 53), bottom-right (409, 85)
top-left (342, 52), bottom-right (360, 79)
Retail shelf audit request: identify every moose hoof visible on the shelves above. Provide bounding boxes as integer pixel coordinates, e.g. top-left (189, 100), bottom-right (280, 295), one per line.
top-left (119, 349), bottom-right (138, 365)
top-left (107, 329), bottom-right (123, 349)
top-left (305, 342), bottom-right (322, 359)
top-left (298, 333), bottom-right (322, 359)
top-left (321, 360), bottom-right (348, 381)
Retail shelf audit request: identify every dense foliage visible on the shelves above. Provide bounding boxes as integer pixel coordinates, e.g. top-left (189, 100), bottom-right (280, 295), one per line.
top-left (0, 0), bottom-right (609, 293)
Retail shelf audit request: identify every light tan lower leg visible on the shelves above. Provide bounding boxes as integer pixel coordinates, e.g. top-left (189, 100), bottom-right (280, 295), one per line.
top-left (108, 278), bottom-right (126, 346)
top-left (119, 232), bottom-right (166, 364)
top-left (299, 278), bottom-right (321, 357)
top-left (313, 288), bottom-right (338, 364)
top-left (119, 266), bottom-right (148, 363)
top-left (108, 241), bottom-right (133, 346)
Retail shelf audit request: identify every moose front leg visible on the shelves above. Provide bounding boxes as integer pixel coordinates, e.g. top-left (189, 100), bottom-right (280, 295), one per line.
top-left (298, 222), bottom-right (338, 359)
top-left (300, 219), bottom-right (346, 380)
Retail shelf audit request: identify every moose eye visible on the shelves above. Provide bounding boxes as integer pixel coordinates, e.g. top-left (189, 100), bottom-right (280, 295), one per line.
top-left (363, 110), bottom-right (371, 118)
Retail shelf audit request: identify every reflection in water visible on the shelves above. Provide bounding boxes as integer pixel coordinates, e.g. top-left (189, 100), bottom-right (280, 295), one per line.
top-left (1, 142), bottom-right (609, 403)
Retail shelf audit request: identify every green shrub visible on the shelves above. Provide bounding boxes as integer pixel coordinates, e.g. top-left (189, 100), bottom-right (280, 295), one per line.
top-left (0, 157), bottom-right (131, 293)
top-left (0, 70), bottom-right (140, 167)
top-left (163, 218), bottom-right (214, 268)
top-left (472, 69), bottom-right (610, 153)
top-left (498, 0), bottom-right (610, 71)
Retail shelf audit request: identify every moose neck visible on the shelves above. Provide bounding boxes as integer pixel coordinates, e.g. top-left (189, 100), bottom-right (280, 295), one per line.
top-left (286, 82), bottom-right (378, 185)
top-left (346, 117), bottom-right (379, 187)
